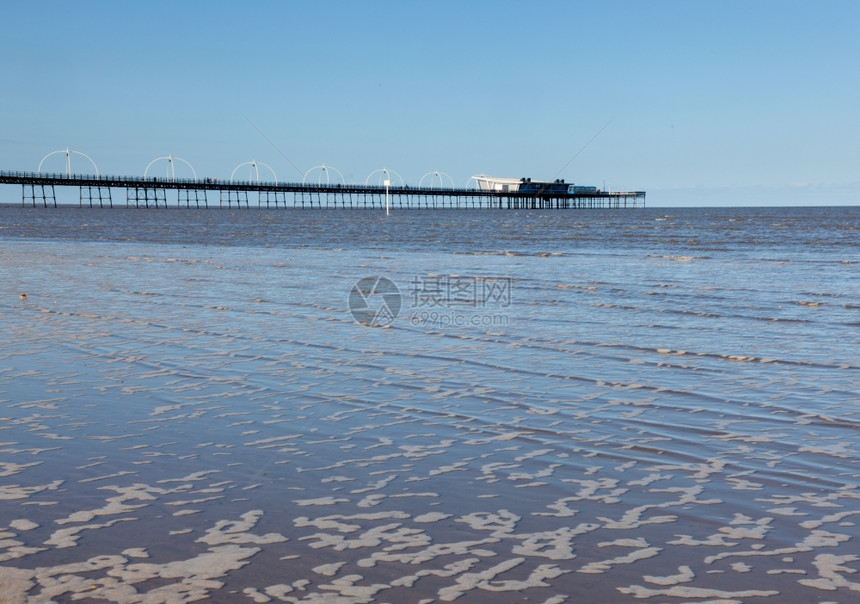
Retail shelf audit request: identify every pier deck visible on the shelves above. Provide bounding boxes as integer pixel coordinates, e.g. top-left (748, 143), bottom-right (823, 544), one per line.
top-left (0, 171), bottom-right (645, 210)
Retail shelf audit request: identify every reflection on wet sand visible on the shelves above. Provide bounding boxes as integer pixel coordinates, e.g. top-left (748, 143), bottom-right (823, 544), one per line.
top-left (1, 221), bottom-right (859, 602)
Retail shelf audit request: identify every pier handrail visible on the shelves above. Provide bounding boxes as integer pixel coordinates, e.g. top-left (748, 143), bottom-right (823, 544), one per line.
top-left (1, 170), bottom-right (645, 210)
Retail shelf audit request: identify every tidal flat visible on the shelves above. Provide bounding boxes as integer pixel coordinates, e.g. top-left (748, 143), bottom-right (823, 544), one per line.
top-left (1, 206), bottom-right (859, 602)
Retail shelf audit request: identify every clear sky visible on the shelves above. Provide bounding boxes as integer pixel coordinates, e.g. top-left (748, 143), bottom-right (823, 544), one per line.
top-left (1, 0), bottom-right (858, 206)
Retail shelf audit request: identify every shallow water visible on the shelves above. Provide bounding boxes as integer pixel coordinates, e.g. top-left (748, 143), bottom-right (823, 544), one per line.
top-left (1, 205), bottom-right (859, 602)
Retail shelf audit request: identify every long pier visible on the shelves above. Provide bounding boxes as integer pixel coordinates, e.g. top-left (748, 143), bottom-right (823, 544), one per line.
top-left (0, 171), bottom-right (645, 210)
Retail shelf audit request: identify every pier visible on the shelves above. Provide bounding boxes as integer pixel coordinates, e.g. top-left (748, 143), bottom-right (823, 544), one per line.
top-left (0, 171), bottom-right (645, 210)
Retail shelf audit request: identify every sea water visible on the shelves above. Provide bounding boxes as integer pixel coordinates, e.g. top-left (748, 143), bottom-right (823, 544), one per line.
top-left (0, 205), bottom-right (858, 602)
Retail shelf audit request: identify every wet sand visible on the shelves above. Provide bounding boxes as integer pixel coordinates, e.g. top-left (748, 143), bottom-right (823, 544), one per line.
top-left (1, 208), bottom-right (859, 602)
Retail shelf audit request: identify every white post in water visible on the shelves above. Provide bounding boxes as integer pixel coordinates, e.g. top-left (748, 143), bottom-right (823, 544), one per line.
top-left (384, 179), bottom-right (390, 216)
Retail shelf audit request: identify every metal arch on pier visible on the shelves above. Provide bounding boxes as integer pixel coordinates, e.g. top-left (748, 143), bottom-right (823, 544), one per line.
top-left (38, 148), bottom-right (100, 177)
top-left (465, 175), bottom-right (485, 190)
top-left (0, 170), bottom-right (646, 210)
top-left (365, 168), bottom-right (403, 187)
top-left (144, 155), bottom-right (197, 182)
top-left (35, 149), bottom-right (111, 207)
top-left (419, 170), bottom-right (455, 189)
top-left (301, 165), bottom-right (346, 208)
top-left (230, 160), bottom-right (283, 208)
top-left (137, 155), bottom-right (204, 208)
top-left (231, 160), bottom-right (278, 185)
top-left (303, 165), bottom-right (345, 186)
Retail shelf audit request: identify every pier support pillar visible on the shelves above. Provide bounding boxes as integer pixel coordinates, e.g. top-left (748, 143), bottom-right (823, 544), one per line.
top-left (126, 187), bottom-right (166, 208)
top-left (259, 191), bottom-right (286, 208)
top-left (80, 185), bottom-right (112, 208)
top-left (22, 184), bottom-right (56, 207)
top-left (179, 189), bottom-right (207, 208)
top-left (220, 190), bottom-right (248, 208)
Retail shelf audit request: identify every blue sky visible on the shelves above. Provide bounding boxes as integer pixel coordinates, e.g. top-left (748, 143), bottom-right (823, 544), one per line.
top-left (1, 0), bottom-right (858, 206)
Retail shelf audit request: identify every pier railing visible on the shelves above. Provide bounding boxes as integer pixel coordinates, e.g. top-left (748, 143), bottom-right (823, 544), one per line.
top-left (0, 170), bottom-right (645, 210)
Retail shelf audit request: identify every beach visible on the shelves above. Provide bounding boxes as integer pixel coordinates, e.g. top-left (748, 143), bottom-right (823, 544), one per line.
top-left (1, 205), bottom-right (858, 603)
